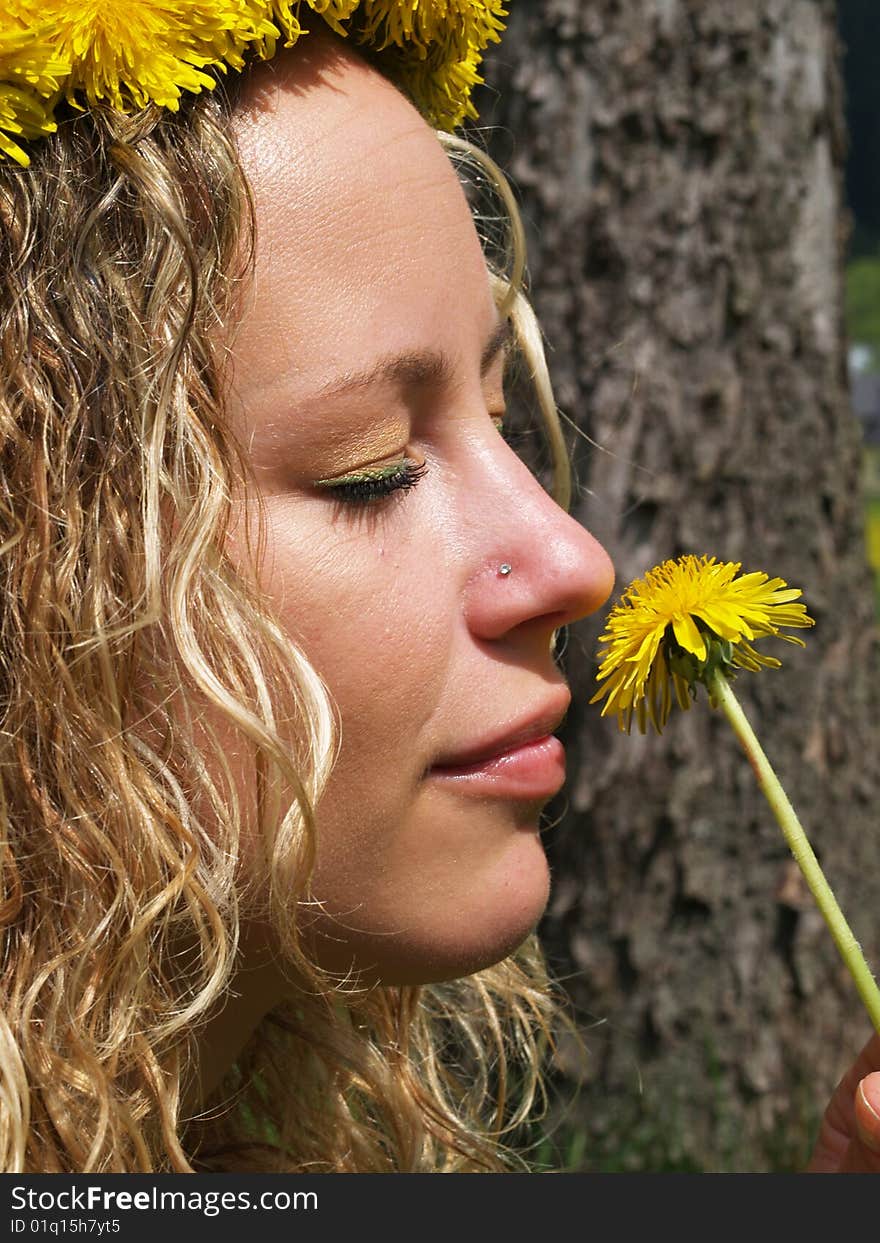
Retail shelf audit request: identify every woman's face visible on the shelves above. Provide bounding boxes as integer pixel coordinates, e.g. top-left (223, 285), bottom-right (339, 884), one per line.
top-left (226, 32), bottom-right (614, 985)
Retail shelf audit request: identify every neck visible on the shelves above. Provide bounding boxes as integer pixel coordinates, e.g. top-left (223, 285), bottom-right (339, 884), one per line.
top-left (184, 922), bottom-right (289, 1119)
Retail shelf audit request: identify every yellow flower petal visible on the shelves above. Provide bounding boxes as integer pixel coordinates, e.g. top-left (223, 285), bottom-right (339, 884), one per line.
top-left (671, 611), bottom-right (707, 661)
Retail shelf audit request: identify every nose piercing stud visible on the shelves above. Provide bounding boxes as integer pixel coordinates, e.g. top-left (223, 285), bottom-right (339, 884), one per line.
top-left (498, 563), bottom-right (512, 577)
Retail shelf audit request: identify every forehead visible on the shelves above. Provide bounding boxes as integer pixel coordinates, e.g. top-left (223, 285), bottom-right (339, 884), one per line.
top-left (228, 33), bottom-right (495, 411)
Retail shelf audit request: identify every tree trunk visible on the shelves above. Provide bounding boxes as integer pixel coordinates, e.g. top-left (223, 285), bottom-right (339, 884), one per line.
top-left (475, 0), bottom-right (880, 1172)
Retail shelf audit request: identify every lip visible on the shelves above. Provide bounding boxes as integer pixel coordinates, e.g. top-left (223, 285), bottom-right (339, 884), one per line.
top-left (427, 691), bottom-right (571, 800)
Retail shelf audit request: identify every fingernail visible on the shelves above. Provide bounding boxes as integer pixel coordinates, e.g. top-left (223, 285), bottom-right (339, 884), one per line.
top-left (856, 1075), bottom-right (880, 1153)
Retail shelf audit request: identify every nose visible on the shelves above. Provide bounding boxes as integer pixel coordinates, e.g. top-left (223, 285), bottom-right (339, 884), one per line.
top-left (461, 447), bottom-right (615, 643)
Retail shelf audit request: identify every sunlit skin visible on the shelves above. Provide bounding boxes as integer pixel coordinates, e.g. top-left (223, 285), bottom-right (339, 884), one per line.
top-left (188, 31), bottom-right (880, 1171)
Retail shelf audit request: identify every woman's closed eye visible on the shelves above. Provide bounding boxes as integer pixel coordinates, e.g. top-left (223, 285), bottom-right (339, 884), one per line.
top-left (313, 417), bottom-right (513, 509)
top-left (314, 456), bottom-right (429, 507)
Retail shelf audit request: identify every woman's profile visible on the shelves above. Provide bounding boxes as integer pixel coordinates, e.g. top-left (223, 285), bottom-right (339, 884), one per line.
top-left (0, 1), bottom-right (878, 1174)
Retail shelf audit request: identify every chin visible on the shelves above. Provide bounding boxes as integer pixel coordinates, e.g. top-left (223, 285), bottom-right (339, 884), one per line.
top-left (332, 856), bottom-right (551, 987)
top-left (302, 828), bottom-right (552, 985)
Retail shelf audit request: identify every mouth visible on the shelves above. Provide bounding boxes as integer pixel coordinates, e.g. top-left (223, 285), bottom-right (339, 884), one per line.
top-left (427, 691), bottom-right (570, 800)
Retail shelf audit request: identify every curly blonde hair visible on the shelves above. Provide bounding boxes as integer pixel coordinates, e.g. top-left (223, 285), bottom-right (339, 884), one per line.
top-left (0, 55), bottom-right (573, 1174)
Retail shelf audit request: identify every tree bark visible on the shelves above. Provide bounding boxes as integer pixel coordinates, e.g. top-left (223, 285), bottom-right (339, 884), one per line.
top-left (474, 0), bottom-right (880, 1172)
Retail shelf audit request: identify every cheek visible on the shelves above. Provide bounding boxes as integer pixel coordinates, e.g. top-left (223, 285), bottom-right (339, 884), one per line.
top-left (226, 502), bottom-right (551, 984)
top-left (304, 800), bottom-right (551, 985)
top-left (259, 513), bottom-right (452, 753)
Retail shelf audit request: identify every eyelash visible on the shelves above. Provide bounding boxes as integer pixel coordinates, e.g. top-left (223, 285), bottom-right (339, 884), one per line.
top-left (321, 457), bottom-right (429, 507)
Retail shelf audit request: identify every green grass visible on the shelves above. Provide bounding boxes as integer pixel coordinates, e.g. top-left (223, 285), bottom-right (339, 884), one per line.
top-left (863, 449), bottom-right (880, 613)
top-left (867, 507), bottom-right (880, 615)
top-left (867, 496), bottom-right (880, 566)
top-left (847, 254), bottom-right (880, 361)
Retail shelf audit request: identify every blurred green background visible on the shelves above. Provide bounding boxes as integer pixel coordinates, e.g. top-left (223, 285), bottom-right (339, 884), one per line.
top-left (841, 2), bottom-right (880, 606)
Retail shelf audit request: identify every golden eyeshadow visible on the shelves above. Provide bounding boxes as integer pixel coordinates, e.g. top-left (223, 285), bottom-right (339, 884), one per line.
top-left (314, 461), bottom-right (405, 487)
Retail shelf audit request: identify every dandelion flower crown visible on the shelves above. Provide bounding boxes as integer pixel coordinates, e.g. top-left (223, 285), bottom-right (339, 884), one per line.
top-left (0, 1), bottom-right (508, 166)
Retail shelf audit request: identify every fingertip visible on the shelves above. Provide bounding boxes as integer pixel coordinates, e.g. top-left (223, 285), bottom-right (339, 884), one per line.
top-left (855, 1073), bottom-right (880, 1154)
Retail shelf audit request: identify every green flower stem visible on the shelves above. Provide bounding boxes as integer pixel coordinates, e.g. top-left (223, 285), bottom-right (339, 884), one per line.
top-left (707, 666), bottom-right (880, 1035)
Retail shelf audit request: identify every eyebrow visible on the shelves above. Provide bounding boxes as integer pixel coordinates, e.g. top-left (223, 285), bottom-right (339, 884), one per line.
top-left (313, 316), bottom-right (512, 401)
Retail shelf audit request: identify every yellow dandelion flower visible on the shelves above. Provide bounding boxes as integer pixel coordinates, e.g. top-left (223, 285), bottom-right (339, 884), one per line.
top-left (0, 12), bottom-right (70, 95)
top-left (0, 1), bottom-right (509, 161)
top-left (393, 40), bottom-right (485, 128)
top-left (351, 0), bottom-right (508, 129)
top-left (354, 0), bottom-right (506, 58)
top-left (271, 1), bottom-right (361, 41)
top-left (30, 0), bottom-right (276, 112)
top-left (0, 80), bottom-right (54, 166)
top-left (591, 554), bottom-right (815, 735)
top-left (0, 15), bottom-right (70, 166)
top-left (590, 554), bottom-right (880, 1036)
